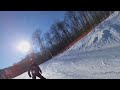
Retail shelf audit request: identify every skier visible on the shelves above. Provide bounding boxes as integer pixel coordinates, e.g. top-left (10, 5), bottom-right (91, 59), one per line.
top-left (28, 61), bottom-right (46, 79)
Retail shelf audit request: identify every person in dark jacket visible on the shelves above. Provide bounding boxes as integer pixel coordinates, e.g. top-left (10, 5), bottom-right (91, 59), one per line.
top-left (28, 61), bottom-right (46, 79)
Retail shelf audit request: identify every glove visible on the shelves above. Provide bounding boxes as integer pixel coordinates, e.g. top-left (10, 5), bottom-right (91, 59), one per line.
top-left (40, 70), bottom-right (42, 74)
top-left (29, 74), bottom-right (31, 77)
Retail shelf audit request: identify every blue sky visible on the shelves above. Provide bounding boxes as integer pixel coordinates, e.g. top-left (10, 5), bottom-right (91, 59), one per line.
top-left (0, 11), bottom-right (65, 69)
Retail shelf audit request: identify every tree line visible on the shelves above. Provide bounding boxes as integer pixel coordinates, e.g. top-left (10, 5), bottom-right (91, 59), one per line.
top-left (30, 11), bottom-right (114, 64)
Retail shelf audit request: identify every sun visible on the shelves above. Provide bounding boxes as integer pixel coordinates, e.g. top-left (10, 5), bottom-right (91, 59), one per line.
top-left (17, 41), bottom-right (31, 53)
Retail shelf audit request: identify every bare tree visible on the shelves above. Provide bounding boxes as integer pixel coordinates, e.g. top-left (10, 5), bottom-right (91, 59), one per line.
top-left (44, 32), bottom-right (53, 58)
top-left (32, 29), bottom-right (44, 53)
top-left (56, 21), bottom-right (72, 44)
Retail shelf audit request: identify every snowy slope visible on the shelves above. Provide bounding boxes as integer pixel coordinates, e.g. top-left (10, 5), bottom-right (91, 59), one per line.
top-left (14, 46), bottom-right (120, 79)
top-left (14, 11), bottom-right (120, 79)
top-left (68, 11), bottom-right (120, 52)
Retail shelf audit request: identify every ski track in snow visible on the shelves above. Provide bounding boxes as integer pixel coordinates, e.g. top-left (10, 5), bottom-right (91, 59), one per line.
top-left (14, 11), bottom-right (120, 79)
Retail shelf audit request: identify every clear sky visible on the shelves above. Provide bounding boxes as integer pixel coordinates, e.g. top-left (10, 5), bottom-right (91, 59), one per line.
top-left (0, 11), bottom-right (65, 69)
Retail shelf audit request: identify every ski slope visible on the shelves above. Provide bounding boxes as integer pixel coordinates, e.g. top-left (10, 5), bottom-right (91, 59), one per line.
top-left (14, 11), bottom-right (120, 79)
top-left (68, 11), bottom-right (120, 52)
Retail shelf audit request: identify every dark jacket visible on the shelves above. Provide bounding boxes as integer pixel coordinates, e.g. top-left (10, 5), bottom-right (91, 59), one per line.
top-left (28, 63), bottom-right (42, 77)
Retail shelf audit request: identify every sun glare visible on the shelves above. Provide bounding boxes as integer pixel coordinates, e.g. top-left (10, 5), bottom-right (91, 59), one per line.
top-left (17, 41), bottom-right (31, 53)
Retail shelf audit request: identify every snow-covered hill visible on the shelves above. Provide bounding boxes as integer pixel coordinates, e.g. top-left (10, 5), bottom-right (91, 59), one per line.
top-left (14, 11), bottom-right (120, 79)
top-left (14, 46), bottom-right (120, 79)
top-left (68, 11), bottom-right (120, 52)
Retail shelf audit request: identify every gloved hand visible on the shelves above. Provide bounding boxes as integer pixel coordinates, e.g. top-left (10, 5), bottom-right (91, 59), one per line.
top-left (40, 70), bottom-right (42, 74)
top-left (29, 74), bottom-right (31, 77)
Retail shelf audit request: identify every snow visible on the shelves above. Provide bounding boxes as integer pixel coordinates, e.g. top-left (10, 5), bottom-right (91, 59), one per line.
top-left (67, 11), bottom-right (120, 52)
top-left (14, 11), bottom-right (120, 79)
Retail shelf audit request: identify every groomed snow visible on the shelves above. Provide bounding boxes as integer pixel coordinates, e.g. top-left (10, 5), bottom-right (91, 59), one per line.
top-left (14, 11), bottom-right (120, 79)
